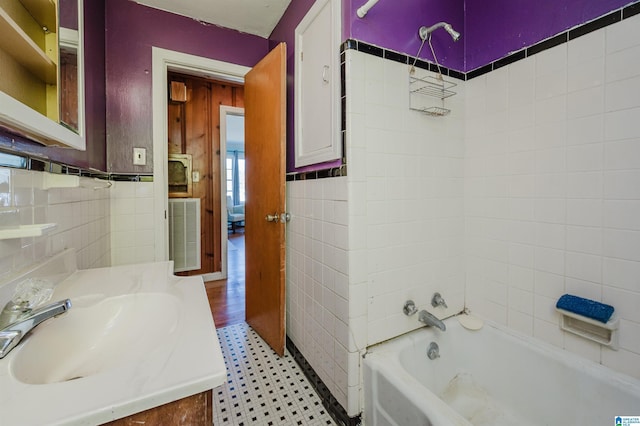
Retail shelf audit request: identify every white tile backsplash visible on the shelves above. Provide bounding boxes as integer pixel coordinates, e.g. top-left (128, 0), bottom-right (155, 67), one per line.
top-left (0, 168), bottom-right (111, 280)
top-left (110, 181), bottom-right (157, 265)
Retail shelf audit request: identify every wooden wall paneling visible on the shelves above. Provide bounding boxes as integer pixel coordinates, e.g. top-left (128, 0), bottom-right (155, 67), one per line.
top-left (167, 102), bottom-right (185, 155)
top-left (210, 84), bottom-right (223, 274)
top-left (168, 73), bottom-right (186, 155)
top-left (59, 50), bottom-right (78, 130)
top-left (185, 78), bottom-right (214, 274)
top-left (232, 86), bottom-right (244, 108)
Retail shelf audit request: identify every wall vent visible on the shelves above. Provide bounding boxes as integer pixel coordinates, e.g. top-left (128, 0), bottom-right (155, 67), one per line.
top-left (168, 198), bottom-right (201, 272)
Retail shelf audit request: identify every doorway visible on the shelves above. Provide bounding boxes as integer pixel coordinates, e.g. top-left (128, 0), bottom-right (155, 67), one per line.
top-left (151, 47), bottom-right (250, 263)
top-left (220, 106), bottom-right (246, 282)
top-left (208, 106), bottom-right (247, 327)
top-left (152, 45), bottom-right (287, 355)
top-left (166, 72), bottom-right (244, 280)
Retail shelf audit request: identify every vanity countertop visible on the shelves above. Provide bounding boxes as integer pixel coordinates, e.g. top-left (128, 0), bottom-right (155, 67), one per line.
top-left (0, 252), bottom-right (225, 425)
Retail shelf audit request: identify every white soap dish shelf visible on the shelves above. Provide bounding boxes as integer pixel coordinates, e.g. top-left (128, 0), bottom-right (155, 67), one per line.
top-left (556, 308), bottom-right (619, 350)
top-left (0, 224), bottom-right (57, 240)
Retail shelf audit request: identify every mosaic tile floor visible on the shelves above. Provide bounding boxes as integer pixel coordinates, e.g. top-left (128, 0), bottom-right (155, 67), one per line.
top-left (214, 323), bottom-right (336, 425)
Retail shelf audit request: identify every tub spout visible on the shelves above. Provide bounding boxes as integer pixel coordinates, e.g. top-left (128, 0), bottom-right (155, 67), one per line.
top-left (418, 310), bottom-right (446, 331)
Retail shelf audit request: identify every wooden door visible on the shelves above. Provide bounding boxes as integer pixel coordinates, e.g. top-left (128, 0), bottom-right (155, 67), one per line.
top-left (244, 43), bottom-right (287, 356)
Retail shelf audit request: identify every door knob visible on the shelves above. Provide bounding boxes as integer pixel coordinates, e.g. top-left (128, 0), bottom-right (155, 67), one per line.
top-left (265, 212), bottom-right (291, 223)
top-left (280, 212), bottom-right (291, 223)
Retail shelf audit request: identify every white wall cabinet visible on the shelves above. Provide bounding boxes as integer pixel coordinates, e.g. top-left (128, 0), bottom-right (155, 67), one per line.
top-left (294, 0), bottom-right (341, 168)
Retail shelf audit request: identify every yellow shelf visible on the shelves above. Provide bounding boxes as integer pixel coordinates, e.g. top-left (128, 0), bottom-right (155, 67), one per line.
top-left (20, 0), bottom-right (57, 33)
top-left (0, 3), bottom-right (56, 84)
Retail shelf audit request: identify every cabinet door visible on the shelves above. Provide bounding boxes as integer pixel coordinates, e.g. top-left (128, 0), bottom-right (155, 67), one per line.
top-left (294, 0), bottom-right (341, 168)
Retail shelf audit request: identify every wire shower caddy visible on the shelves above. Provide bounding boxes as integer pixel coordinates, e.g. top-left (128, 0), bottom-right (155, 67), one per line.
top-left (408, 25), bottom-right (458, 117)
top-left (409, 73), bottom-right (456, 116)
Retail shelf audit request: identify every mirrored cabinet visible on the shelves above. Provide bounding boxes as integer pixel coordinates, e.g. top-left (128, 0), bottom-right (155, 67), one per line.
top-left (0, 0), bottom-right (85, 150)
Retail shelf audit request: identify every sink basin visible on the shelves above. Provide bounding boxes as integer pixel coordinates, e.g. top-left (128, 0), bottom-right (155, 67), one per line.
top-left (11, 293), bottom-right (180, 384)
top-left (1, 252), bottom-right (225, 426)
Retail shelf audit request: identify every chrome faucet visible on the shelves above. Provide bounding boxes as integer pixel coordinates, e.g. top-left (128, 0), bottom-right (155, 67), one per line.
top-left (0, 299), bottom-right (71, 359)
top-left (418, 310), bottom-right (446, 331)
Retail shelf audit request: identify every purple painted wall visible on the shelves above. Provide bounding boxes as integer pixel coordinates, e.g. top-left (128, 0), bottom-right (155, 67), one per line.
top-left (59, 0), bottom-right (78, 30)
top-left (465, 0), bottom-right (635, 71)
top-left (105, 0), bottom-right (269, 173)
top-left (346, 0), bottom-right (465, 71)
top-left (0, 0), bottom-right (106, 170)
top-left (346, 0), bottom-right (635, 72)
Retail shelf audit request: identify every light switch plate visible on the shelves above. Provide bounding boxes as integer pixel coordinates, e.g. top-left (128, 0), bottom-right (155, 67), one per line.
top-left (192, 171), bottom-right (200, 182)
top-left (133, 148), bottom-right (146, 165)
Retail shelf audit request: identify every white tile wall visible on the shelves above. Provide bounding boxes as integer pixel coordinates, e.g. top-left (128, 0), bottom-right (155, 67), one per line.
top-left (0, 168), bottom-right (110, 282)
top-left (346, 50), bottom-right (466, 352)
top-left (286, 176), bottom-right (353, 414)
top-left (465, 13), bottom-right (640, 380)
top-left (287, 15), bottom-right (640, 420)
top-left (110, 181), bottom-right (157, 265)
top-left (287, 50), bottom-right (467, 416)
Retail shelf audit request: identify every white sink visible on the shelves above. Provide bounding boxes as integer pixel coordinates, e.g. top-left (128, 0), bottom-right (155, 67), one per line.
top-left (11, 293), bottom-right (180, 385)
top-left (0, 249), bottom-right (225, 426)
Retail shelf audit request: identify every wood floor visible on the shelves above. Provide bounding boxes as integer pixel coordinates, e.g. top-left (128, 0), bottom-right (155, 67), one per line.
top-left (205, 231), bottom-right (245, 328)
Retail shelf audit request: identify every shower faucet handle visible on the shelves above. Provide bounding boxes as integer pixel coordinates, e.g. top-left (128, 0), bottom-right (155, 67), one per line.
top-left (431, 292), bottom-right (448, 309)
top-left (403, 300), bottom-right (418, 316)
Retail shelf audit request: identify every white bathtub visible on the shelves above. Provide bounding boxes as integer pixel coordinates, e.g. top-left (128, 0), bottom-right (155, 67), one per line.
top-left (364, 315), bottom-right (640, 425)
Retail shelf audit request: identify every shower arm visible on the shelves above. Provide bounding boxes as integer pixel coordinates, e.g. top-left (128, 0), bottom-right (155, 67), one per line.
top-left (356, 0), bottom-right (380, 18)
top-left (419, 22), bottom-right (460, 42)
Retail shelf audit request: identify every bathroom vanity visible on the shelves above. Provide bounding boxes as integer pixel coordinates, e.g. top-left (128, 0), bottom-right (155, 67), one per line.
top-left (0, 249), bottom-right (225, 425)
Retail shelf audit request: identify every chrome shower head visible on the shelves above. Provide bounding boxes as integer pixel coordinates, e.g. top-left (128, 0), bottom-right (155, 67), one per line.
top-left (419, 22), bottom-right (461, 42)
top-left (444, 24), bottom-right (461, 41)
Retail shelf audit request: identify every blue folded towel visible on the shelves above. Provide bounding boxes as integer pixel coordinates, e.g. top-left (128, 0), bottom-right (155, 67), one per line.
top-left (556, 294), bottom-right (614, 323)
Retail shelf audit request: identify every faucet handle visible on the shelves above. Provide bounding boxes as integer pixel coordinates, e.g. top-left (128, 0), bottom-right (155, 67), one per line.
top-left (403, 300), bottom-right (418, 316)
top-left (431, 292), bottom-right (448, 309)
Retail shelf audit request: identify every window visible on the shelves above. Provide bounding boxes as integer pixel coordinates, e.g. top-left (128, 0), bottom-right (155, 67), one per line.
top-left (226, 152), bottom-right (245, 205)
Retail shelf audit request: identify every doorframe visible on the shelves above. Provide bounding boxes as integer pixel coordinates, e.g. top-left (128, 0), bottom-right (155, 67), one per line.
top-left (151, 47), bottom-right (250, 266)
top-left (218, 106), bottom-right (245, 281)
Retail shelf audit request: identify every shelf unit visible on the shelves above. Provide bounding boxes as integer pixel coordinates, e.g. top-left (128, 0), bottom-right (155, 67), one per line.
top-left (0, 0), bottom-right (58, 120)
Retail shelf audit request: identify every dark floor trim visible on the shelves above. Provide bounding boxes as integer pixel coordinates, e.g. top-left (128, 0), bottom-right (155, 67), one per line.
top-left (286, 336), bottom-right (361, 426)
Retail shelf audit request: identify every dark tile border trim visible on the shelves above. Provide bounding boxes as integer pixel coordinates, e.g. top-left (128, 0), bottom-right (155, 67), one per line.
top-left (465, 1), bottom-right (640, 79)
top-left (286, 164), bottom-right (347, 182)
top-left (286, 336), bottom-right (361, 426)
top-left (569, 10), bottom-right (620, 40)
top-left (0, 148), bottom-right (152, 183)
top-left (624, 1), bottom-right (640, 18)
top-left (342, 39), bottom-right (464, 81)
